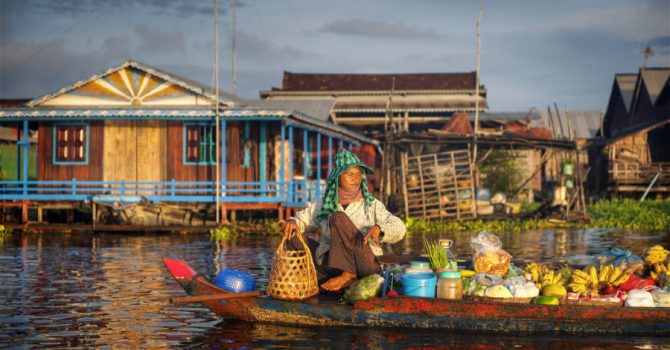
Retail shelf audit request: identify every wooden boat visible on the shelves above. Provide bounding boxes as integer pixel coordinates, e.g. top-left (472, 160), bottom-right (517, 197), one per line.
top-left (163, 258), bottom-right (670, 335)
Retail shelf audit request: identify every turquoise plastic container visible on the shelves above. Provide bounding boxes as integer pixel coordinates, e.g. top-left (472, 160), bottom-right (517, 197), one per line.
top-left (401, 272), bottom-right (437, 298)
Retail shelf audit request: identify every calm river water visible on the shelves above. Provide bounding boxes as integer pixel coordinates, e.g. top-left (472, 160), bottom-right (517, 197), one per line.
top-left (1, 228), bottom-right (670, 349)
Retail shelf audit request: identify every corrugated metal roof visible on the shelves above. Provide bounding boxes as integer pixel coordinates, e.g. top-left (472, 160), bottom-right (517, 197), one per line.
top-left (249, 98), bottom-right (335, 122)
top-left (537, 109), bottom-right (602, 139)
top-left (278, 71), bottom-right (480, 91)
top-left (0, 107), bottom-right (377, 145)
top-left (640, 68), bottom-right (670, 104)
top-left (615, 74), bottom-right (637, 113)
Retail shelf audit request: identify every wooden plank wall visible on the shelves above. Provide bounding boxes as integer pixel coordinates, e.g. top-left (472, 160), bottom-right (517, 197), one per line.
top-left (38, 121), bottom-right (104, 181)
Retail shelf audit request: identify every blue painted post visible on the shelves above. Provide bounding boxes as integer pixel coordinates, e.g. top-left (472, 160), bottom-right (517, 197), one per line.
top-left (15, 124), bottom-right (20, 182)
top-left (280, 123), bottom-right (285, 201)
top-left (259, 122), bottom-right (267, 197)
top-left (22, 121), bottom-right (29, 195)
top-left (328, 136), bottom-right (333, 176)
top-left (171, 179), bottom-right (176, 197)
top-left (71, 178), bottom-right (76, 195)
top-left (121, 180), bottom-right (125, 195)
top-left (348, 142), bottom-right (352, 151)
top-left (221, 120), bottom-right (227, 198)
top-left (303, 128), bottom-right (308, 204)
top-left (339, 138), bottom-right (343, 150)
top-left (288, 126), bottom-right (294, 203)
top-left (316, 133), bottom-right (321, 200)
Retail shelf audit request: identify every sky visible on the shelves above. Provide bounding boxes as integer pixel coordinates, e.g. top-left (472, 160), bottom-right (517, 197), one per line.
top-left (1, 0), bottom-right (669, 111)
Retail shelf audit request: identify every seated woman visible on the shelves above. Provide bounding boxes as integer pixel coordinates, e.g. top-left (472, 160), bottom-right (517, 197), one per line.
top-left (283, 149), bottom-right (406, 292)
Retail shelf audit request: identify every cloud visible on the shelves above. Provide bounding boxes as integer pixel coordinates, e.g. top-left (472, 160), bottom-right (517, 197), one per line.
top-left (25, 0), bottom-right (234, 17)
top-left (320, 18), bottom-right (441, 39)
top-left (134, 25), bottom-right (186, 54)
top-left (0, 39), bottom-right (133, 98)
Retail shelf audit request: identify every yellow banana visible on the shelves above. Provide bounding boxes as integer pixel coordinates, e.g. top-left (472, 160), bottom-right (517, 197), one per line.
top-left (612, 273), bottom-right (630, 286)
top-left (571, 274), bottom-right (590, 285)
top-left (588, 266), bottom-right (598, 285)
top-left (608, 267), bottom-right (622, 284)
top-left (597, 265), bottom-right (610, 283)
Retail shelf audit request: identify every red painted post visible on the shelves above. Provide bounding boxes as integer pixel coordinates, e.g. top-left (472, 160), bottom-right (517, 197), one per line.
top-left (21, 200), bottom-right (28, 223)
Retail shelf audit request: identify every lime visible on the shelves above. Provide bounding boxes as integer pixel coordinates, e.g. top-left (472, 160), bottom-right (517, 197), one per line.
top-left (534, 296), bottom-right (560, 305)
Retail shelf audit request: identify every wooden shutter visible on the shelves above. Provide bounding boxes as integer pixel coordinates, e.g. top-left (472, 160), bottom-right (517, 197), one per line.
top-left (186, 125), bottom-right (200, 162)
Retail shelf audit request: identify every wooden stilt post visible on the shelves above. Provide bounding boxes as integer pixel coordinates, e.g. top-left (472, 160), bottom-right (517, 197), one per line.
top-left (22, 200), bottom-right (28, 223)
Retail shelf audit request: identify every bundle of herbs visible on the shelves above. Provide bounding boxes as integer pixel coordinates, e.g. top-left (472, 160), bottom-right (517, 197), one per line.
top-left (424, 239), bottom-right (452, 271)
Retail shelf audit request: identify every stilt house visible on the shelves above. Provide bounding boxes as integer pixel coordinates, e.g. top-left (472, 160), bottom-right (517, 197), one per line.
top-left (0, 60), bottom-right (377, 225)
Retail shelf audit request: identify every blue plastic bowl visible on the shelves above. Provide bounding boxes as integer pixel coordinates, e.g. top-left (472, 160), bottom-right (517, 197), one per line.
top-left (214, 268), bottom-right (256, 293)
top-left (401, 272), bottom-right (437, 298)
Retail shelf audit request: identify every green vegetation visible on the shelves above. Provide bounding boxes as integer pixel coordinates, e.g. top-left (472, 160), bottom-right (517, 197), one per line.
top-left (210, 226), bottom-right (233, 242)
top-left (588, 199), bottom-right (670, 231)
top-left (479, 150), bottom-right (522, 197)
top-left (0, 225), bottom-right (13, 244)
top-left (405, 199), bottom-right (670, 233)
top-left (424, 239), bottom-right (450, 270)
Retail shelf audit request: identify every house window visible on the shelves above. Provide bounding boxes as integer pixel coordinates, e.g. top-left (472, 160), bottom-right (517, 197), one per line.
top-left (184, 123), bottom-right (216, 164)
top-left (53, 124), bottom-right (88, 164)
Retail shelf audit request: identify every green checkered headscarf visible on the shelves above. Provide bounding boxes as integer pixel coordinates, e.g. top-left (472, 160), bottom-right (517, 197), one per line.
top-left (317, 149), bottom-right (375, 221)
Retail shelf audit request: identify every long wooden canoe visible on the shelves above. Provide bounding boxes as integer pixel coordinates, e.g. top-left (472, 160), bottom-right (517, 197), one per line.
top-left (163, 258), bottom-right (670, 335)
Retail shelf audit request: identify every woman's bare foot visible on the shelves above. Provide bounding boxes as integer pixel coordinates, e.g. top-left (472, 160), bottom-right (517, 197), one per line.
top-left (321, 271), bottom-right (357, 292)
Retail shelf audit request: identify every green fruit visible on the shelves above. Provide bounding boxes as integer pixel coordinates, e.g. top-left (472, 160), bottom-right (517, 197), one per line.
top-left (534, 296), bottom-right (560, 305)
top-left (542, 284), bottom-right (567, 298)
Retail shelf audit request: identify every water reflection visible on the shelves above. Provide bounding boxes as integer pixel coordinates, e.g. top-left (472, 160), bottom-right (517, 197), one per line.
top-left (0, 228), bottom-right (668, 349)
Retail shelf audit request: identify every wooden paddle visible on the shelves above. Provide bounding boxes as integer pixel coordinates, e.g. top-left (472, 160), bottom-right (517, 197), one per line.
top-left (170, 290), bottom-right (261, 304)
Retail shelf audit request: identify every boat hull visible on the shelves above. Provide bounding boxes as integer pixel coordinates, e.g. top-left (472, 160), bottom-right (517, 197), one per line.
top-left (163, 258), bottom-right (670, 335)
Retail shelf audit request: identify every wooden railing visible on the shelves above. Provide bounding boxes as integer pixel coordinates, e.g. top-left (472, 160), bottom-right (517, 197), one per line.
top-left (609, 161), bottom-right (670, 185)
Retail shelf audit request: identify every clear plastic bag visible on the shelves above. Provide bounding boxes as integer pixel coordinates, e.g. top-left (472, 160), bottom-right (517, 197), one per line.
top-left (342, 274), bottom-right (384, 304)
top-left (593, 248), bottom-right (644, 275)
top-left (470, 231), bottom-right (512, 277)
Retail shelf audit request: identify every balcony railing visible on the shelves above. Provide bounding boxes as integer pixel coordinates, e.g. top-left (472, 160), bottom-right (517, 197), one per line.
top-left (0, 178), bottom-right (325, 207)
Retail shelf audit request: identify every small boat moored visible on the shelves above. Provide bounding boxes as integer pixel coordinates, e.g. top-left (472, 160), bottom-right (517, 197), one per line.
top-left (163, 258), bottom-right (670, 335)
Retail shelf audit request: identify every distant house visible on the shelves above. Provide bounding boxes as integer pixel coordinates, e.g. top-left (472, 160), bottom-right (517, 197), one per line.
top-left (260, 71), bottom-right (488, 138)
top-left (600, 67), bottom-right (670, 196)
top-left (0, 60), bottom-right (377, 225)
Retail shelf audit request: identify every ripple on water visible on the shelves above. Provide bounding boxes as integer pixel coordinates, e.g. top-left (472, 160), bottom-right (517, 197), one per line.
top-left (1, 229), bottom-right (669, 349)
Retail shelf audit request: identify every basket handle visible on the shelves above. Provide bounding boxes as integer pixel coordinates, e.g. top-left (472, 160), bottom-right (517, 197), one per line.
top-left (276, 228), bottom-right (314, 261)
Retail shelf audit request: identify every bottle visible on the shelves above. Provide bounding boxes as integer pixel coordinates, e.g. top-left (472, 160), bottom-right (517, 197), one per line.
top-left (437, 270), bottom-right (463, 299)
top-left (439, 239), bottom-right (456, 259)
top-left (404, 260), bottom-right (432, 274)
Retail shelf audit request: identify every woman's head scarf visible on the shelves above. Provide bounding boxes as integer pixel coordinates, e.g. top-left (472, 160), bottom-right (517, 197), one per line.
top-left (317, 149), bottom-right (375, 221)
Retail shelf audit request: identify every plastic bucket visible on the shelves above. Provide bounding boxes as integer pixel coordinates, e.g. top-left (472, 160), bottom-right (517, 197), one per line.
top-left (214, 268), bottom-right (256, 293)
top-left (401, 272), bottom-right (437, 298)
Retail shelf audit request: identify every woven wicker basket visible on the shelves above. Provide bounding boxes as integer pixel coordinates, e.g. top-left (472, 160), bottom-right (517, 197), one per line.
top-left (266, 233), bottom-right (319, 301)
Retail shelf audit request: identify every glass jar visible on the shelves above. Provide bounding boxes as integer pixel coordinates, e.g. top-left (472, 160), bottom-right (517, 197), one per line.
top-left (437, 270), bottom-right (463, 300)
top-left (404, 260), bottom-right (432, 274)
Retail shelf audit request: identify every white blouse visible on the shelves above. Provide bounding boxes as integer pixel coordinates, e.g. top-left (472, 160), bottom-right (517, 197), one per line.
top-left (292, 198), bottom-right (406, 265)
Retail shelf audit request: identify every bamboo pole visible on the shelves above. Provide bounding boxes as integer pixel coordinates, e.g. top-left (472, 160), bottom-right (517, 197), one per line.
top-left (471, 6), bottom-right (483, 219)
top-left (401, 151), bottom-right (409, 219)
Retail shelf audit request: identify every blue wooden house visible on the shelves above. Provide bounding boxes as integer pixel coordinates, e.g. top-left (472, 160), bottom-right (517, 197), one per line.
top-left (0, 60), bottom-right (377, 225)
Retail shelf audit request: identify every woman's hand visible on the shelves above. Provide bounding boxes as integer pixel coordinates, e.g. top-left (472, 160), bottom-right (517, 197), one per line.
top-left (282, 219), bottom-right (299, 239)
top-left (362, 225), bottom-right (382, 245)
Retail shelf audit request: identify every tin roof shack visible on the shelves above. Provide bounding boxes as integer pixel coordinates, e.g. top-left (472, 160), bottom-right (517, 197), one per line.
top-left (385, 110), bottom-right (579, 220)
top-left (0, 60), bottom-right (376, 226)
top-left (599, 67), bottom-right (670, 196)
top-left (260, 71), bottom-right (488, 139)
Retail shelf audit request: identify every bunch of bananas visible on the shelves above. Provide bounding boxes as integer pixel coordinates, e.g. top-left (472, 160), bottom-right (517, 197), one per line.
top-left (523, 263), bottom-right (569, 289)
top-left (568, 265), bottom-right (630, 297)
top-left (650, 261), bottom-right (670, 285)
top-left (643, 245), bottom-right (669, 265)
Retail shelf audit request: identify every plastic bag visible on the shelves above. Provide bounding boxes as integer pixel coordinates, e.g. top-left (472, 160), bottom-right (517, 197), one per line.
top-left (593, 248), bottom-right (644, 275)
top-left (342, 274), bottom-right (384, 304)
top-left (470, 231), bottom-right (511, 277)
